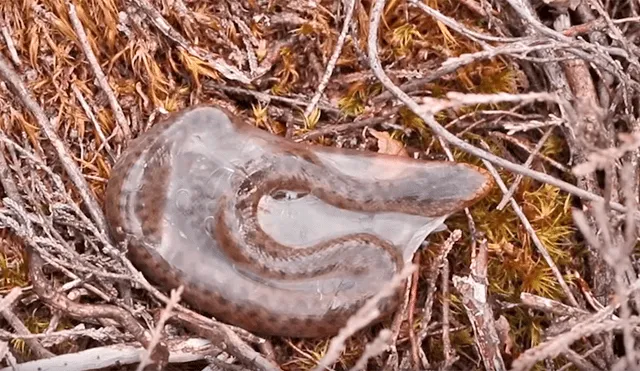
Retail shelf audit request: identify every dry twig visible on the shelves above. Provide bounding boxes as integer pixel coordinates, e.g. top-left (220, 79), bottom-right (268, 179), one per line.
top-left (452, 236), bottom-right (506, 371)
top-left (366, 0), bottom-right (636, 217)
top-left (0, 54), bottom-right (108, 233)
top-left (304, 0), bottom-right (356, 117)
top-left (312, 264), bottom-right (416, 371)
top-left (136, 286), bottom-right (184, 371)
top-left (66, 1), bottom-right (131, 141)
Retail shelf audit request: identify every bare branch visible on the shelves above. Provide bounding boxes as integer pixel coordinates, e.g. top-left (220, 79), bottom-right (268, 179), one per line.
top-left (366, 0), bottom-right (636, 217)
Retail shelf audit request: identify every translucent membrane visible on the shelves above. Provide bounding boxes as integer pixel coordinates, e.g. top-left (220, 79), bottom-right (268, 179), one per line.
top-left (104, 105), bottom-right (493, 338)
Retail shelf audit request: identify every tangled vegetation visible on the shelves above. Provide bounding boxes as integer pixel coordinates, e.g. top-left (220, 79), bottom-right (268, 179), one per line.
top-left (1, 0), bottom-right (639, 370)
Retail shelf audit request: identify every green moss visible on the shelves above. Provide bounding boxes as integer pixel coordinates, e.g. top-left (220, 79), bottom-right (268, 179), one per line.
top-left (0, 248), bottom-right (28, 291)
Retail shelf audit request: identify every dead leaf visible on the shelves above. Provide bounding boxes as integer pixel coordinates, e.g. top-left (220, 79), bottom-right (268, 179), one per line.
top-left (495, 315), bottom-right (515, 355)
top-left (369, 129), bottom-right (409, 157)
top-left (256, 39), bottom-right (268, 60)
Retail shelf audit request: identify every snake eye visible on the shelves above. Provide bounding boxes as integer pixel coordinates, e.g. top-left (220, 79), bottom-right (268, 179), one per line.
top-left (270, 189), bottom-right (309, 200)
top-left (270, 190), bottom-right (289, 200)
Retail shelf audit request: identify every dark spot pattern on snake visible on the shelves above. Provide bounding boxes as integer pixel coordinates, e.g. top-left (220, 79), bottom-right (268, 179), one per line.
top-left (103, 104), bottom-right (494, 338)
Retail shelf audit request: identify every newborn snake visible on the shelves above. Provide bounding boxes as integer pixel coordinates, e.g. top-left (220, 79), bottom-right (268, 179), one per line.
top-left (104, 104), bottom-right (493, 338)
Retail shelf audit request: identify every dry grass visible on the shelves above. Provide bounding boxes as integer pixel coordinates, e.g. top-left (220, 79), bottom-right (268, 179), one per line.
top-left (1, 0), bottom-right (639, 370)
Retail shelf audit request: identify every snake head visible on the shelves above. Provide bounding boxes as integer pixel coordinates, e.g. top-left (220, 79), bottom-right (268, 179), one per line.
top-left (301, 147), bottom-right (495, 218)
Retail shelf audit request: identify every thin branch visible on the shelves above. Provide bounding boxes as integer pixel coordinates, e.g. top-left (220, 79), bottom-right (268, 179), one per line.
top-left (0, 53), bottom-right (109, 234)
top-left (136, 286), bottom-right (183, 371)
top-left (0, 18), bottom-right (21, 67)
top-left (66, 1), bottom-right (131, 141)
top-left (304, 0), bottom-right (356, 117)
top-left (496, 126), bottom-right (557, 210)
top-left (349, 329), bottom-right (393, 371)
top-left (311, 264), bottom-right (416, 371)
top-left (478, 139), bottom-right (579, 306)
top-left (0, 337), bottom-right (215, 371)
top-left (452, 237), bottom-right (507, 371)
top-left (130, 0), bottom-right (251, 84)
top-left (0, 287), bottom-right (55, 360)
top-left (366, 0), bottom-right (636, 217)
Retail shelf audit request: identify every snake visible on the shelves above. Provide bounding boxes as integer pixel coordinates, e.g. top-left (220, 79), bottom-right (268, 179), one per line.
top-left (103, 104), bottom-right (494, 338)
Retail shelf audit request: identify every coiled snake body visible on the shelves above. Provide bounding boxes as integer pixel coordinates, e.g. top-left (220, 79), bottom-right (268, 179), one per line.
top-left (104, 105), bottom-right (493, 338)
